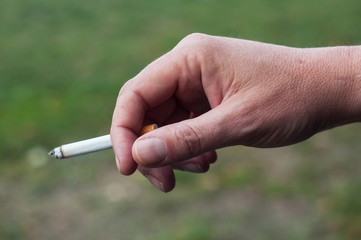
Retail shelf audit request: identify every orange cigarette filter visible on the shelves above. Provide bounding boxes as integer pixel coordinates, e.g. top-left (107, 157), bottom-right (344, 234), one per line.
top-left (140, 124), bottom-right (158, 136)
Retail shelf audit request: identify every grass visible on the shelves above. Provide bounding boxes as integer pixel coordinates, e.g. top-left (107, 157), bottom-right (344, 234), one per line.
top-left (1, 0), bottom-right (361, 239)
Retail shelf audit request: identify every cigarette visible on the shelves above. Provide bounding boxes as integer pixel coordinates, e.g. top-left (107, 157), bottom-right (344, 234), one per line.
top-left (49, 124), bottom-right (157, 159)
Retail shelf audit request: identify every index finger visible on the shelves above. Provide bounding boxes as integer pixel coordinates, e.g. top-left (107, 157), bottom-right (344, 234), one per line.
top-left (110, 52), bottom-right (182, 175)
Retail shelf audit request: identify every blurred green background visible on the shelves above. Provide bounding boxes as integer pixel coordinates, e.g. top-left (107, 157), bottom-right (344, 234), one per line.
top-left (1, 0), bottom-right (361, 239)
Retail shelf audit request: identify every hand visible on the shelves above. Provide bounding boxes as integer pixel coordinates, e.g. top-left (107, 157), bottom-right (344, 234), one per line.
top-left (111, 33), bottom-right (361, 192)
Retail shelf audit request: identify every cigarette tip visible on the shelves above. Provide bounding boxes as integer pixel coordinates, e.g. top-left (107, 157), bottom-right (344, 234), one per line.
top-left (48, 147), bottom-right (63, 159)
top-left (49, 150), bottom-right (55, 157)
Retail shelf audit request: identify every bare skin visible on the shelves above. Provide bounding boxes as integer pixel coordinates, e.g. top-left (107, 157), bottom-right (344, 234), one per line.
top-left (110, 33), bottom-right (361, 192)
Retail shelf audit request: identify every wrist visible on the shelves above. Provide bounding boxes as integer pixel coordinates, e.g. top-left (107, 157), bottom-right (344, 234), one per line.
top-left (332, 45), bottom-right (361, 123)
top-left (296, 46), bottom-right (361, 130)
top-left (349, 46), bottom-right (361, 121)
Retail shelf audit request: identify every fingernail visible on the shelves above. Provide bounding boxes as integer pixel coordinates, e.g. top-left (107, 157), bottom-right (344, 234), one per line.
top-left (179, 163), bottom-right (204, 173)
top-left (134, 138), bottom-right (167, 165)
top-left (145, 175), bottom-right (165, 192)
top-left (115, 156), bottom-right (120, 170)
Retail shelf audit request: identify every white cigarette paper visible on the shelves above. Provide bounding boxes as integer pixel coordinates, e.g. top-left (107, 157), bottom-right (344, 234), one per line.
top-left (50, 135), bottom-right (112, 159)
top-left (49, 124), bottom-right (157, 159)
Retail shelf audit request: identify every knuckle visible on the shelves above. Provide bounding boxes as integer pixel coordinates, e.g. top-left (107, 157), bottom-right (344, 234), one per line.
top-left (173, 33), bottom-right (216, 79)
top-left (118, 80), bottom-right (133, 96)
top-left (173, 123), bottom-right (203, 157)
top-left (176, 33), bottom-right (212, 56)
top-left (181, 33), bottom-right (209, 43)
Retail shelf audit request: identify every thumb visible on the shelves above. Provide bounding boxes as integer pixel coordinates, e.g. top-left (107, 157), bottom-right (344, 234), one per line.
top-left (132, 107), bottom-right (232, 167)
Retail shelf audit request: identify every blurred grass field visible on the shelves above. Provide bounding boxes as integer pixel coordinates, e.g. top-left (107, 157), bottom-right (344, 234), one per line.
top-left (1, 0), bottom-right (361, 239)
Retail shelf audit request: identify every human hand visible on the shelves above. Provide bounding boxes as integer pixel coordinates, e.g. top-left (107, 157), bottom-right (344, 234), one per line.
top-left (111, 33), bottom-right (361, 192)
